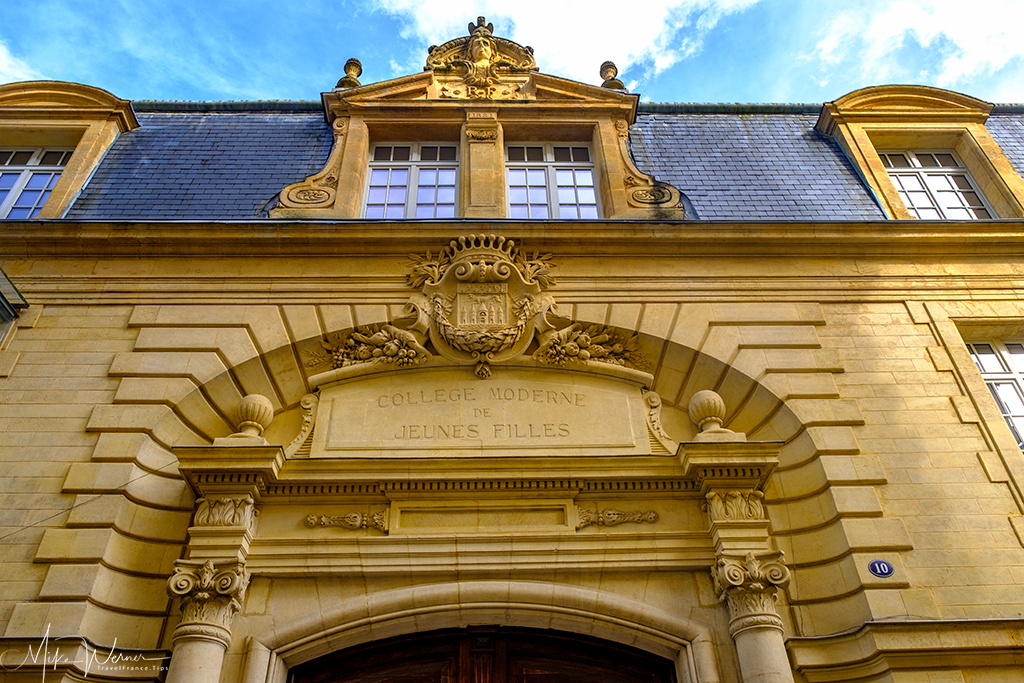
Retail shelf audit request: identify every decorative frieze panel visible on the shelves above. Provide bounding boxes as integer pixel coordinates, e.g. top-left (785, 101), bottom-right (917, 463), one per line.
top-left (194, 495), bottom-right (257, 529)
top-left (305, 511), bottom-right (387, 532)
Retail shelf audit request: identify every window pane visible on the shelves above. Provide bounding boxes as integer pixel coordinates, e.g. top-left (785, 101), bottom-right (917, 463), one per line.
top-left (40, 151), bottom-right (65, 166)
top-left (553, 147), bottom-right (571, 162)
top-left (936, 154), bottom-right (957, 167)
top-left (438, 169), bottom-right (457, 184)
top-left (436, 204), bottom-right (455, 218)
top-left (528, 187), bottom-right (547, 203)
top-left (370, 169), bottom-right (390, 184)
top-left (10, 151), bottom-right (31, 165)
top-left (0, 172), bottom-right (18, 189)
top-left (575, 170), bottom-right (594, 185)
top-left (528, 204), bottom-right (549, 218)
top-left (526, 169), bottom-right (546, 185)
top-left (7, 207), bottom-right (31, 219)
top-left (437, 186), bottom-right (455, 204)
top-left (365, 205), bottom-right (385, 219)
top-left (417, 187), bottom-right (435, 204)
top-left (557, 188), bottom-right (577, 204)
top-left (509, 187), bottom-right (528, 203)
top-left (392, 146), bottom-right (411, 161)
top-left (559, 205), bottom-right (579, 218)
top-left (509, 205), bottom-right (529, 218)
top-left (509, 169), bottom-right (527, 185)
top-left (572, 147), bottom-right (590, 162)
top-left (917, 153), bottom-right (940, 167)
top-left (415, 204), bottom-right (435, 218)
top-left (25, 173), bottom-right (50, 189)
top-left (439, 146), bottom-right (457, 161)
top-left (556, 170), bottom-right (574, 187)
top-left (388, 187), bottom-right (406, 203)
top-left (993, 382), bottom-right (1024, 415)
top-left (507, 147), bottom-right (525, 162)
top-left (421, 146), bottom-right (438, 161)
top-left (419, 169), bottom-right (437, 185)
top-left (373, 147), bottom-right (391, 161)
top-left (391, 169), bottom-right (409, 185)
top-left (385, 205), bottom-right (405, 219)
top-left (887, 154), bottom-right (911, 168)
top-left (578, 187), bottom-right (596, 204)
top-left (526, 147), bottom-right (543, 162)
top-left (579, 205), bottom-right (599, 219)
top-left (367, 187), bottom-right (387, 203)
top-left (973, 208), bottom-right (991, 219)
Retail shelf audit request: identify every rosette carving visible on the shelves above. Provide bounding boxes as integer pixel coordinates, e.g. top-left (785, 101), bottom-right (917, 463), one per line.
top-left (167, 559), bottom-right (249, 646)
top-left (712, 551), bottom-right (791, 636)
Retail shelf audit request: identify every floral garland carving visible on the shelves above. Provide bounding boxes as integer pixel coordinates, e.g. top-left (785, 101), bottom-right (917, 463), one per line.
top-left (534, 323), bottom-right (645, 369)
top-left (305, 324), bottom-right (431, 370)
top-left (306, 511), bottom-right (387, 532)
top-left (577, 507), bottom-right (658, 530)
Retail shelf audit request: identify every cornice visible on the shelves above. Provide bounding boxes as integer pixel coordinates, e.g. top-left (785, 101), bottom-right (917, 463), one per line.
top-left (4, 220), bottom-right (1024, 258)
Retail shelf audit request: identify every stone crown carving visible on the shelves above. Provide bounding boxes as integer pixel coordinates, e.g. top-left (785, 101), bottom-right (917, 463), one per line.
top-left (712, 551), bottom-right (791, 636)
top-left (424, 17), bottom-right (538, 100)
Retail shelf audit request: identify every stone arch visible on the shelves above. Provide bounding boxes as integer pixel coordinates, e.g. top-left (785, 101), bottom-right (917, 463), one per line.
top-left (243, 580), bottom-right (721, 683)
top-left (59, 301), bottom-right (892, 655)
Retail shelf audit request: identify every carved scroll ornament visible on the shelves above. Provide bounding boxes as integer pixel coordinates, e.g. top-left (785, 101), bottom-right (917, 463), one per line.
top-left (712, 551), bottom-right (791, 636)
top-left (167, 559), bottom-right (249, 646)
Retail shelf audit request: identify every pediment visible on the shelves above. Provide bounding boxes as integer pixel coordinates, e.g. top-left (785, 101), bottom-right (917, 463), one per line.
top-left (323, 71), bottom-right (637, 114)
top-left (832, 85), bottom-right (992, 113)
top-left (0, 80), bottom-right (138, 129)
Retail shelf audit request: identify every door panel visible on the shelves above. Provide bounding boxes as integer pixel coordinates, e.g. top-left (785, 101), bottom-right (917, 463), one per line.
top-left (289, 628), bottom-right (675, 683)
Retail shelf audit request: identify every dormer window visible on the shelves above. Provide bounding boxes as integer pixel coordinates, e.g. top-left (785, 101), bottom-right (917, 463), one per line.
top-left (880, 150), bottom-right (993, 219)
top-left (506, 145), bottom-right (599, 219)
top-left (0, 148), bottom-right (73, 219)
top-left (365, 144), bottom-right (458, 219)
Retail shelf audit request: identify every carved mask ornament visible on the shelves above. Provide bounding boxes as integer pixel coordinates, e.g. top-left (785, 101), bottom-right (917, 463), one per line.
top-left (425, 17), bottom-right (538, 100)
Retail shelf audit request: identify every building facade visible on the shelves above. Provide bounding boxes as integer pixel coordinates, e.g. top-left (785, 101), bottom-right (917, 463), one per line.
top-left (2, 18), bottom-right (1024, 683)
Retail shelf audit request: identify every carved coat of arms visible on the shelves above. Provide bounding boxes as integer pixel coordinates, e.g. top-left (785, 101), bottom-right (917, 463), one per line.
top-left (405, 235), bottom-right (556, 377)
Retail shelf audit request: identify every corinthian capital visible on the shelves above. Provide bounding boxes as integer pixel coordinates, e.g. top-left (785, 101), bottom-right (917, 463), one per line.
top-left (167, 559), bottom-right (249, 647)
top-left (712, 551), bottom-right (791, 636)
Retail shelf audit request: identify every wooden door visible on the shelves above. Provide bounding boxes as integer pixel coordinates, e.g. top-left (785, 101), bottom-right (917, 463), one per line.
top-left (289, 627), bottom-right (676, 683)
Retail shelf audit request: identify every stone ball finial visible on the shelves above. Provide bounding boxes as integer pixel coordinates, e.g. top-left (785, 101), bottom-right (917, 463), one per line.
top-left (600, 61), bottom-right (627, 90)
top-left (688, 390), bottom-right (727, 432)
top-left (234, 394), bottom-right (274, 437)
top-left (336, 58), bottom-right (363, 89)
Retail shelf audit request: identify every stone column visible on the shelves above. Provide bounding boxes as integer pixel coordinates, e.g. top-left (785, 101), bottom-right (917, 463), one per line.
top-left (712, 552), bottom-right (794, 683)
top-left (165, 559), bottom-right (249, 683)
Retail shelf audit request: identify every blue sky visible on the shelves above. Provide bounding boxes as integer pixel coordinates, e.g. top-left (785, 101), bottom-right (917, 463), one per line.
top-left (3, 0), bottom-right (1024, 104)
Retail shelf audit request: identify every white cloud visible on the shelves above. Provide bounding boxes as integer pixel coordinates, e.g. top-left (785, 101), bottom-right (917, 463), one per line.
top-left (371, 0), bottom-right (759, 88)
top-left (812, 0), bottom-right (1024, 89)
top-left (0, 41), bottom-right (45, 84)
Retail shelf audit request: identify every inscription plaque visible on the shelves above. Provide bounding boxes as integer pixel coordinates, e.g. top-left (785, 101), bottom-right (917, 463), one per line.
top-left (313, 367), bottom-right (649, 457)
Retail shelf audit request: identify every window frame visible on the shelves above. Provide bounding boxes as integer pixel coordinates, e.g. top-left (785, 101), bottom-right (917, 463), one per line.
top-left (879, 149), bottom-right (995, 220)
top-left (363, 143), bottom-right (459, 219)
top-left (505, 143), bottom-right (600, 220)
top-left (967, 340), bottom-right (1024, 452)
top-left (0, 148), bottom-right (74, 219)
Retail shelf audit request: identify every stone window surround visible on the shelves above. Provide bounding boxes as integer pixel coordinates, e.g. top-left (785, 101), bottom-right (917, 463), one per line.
top-left (814, 85), bottom-right (1024, 220)
top-left (272, 70), bottom-right (689, 220)
top-left (0, 81), bottom-right (139, 219)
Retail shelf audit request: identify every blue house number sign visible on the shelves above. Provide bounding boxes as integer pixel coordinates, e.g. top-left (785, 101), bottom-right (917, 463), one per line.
top-left (868, 559), bottom-right (895, 578)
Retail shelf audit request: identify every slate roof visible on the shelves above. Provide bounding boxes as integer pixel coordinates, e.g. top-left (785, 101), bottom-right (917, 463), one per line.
top-left (66, 111), bottom-right (332, 220)
top-left (987, 114), bottom-right (1024, 182)
top-left (628, 111), bottom-right (885, 220)
top-left (61, 103), bottom-right (901, 221)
